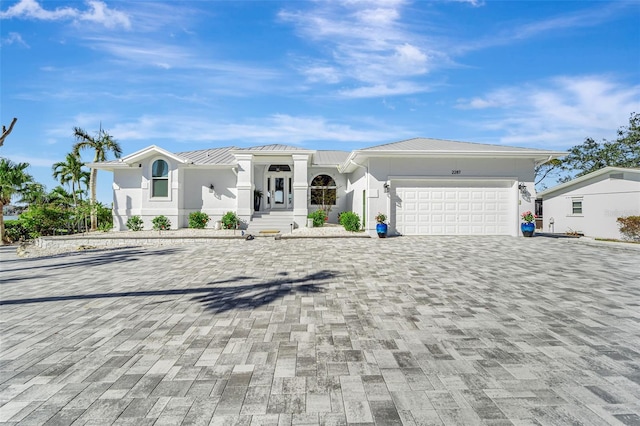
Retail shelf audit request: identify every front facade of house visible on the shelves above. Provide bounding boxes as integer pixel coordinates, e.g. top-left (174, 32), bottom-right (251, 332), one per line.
top-left (538, 167), bottom-right (640, 239)
top-left (92, 138), bottom-right (564, 237)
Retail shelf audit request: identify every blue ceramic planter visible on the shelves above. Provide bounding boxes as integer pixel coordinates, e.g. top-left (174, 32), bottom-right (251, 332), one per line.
top-left (376, 223), bottom-right (388, 238)
top-left (521, 222), bottom-right (535, 237)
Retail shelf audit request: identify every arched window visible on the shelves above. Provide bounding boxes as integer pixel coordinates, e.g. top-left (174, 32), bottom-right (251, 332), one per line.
top-left (310, 174), bottom-right (336, 206)
top-left (152, 159), bottom-right (169, 197)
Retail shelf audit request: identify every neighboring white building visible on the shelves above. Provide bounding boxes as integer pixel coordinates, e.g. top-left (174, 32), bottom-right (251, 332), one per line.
top-left (91, 138), bottom-right (564, 237)
top-left (538, 167), bottom-right (640, 239)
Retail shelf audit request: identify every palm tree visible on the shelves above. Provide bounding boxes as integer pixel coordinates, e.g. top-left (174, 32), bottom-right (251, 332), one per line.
top-left (18, 182), bottom-right (49, 206)
top-left (52, 152), bottom-right (86, 209)
top-left (48, 186), bottom-right (75, 209)
top-left (0, 158), bottom-right (33, 244)
top-left (72, 127), bottom-right (122, 231)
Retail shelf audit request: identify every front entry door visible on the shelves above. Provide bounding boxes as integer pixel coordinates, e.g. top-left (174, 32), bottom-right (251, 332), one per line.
top-left (267, 174), bottom-right (291, 210)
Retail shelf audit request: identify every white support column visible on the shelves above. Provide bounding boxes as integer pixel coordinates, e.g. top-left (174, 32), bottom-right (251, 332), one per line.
top-left (292, 154), bottom-right (310, 228)
top-left (235, 154), bottom-right (253, 227)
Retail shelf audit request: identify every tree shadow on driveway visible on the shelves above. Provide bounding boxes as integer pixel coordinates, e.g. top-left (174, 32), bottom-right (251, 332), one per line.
top-left (0, 269), bottom-right (339, 314)
top-left (1, 247), bottom-right (182, 273)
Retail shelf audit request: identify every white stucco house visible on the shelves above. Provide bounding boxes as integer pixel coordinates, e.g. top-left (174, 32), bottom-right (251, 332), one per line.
top-left (538, 167), bottom-right (640, 239)
top-left (91, 138), bottom-right (564, 237)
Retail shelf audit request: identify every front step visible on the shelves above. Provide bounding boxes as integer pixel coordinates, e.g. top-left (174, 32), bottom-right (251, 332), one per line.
top-left (247, 211), bottom-right (295, 234)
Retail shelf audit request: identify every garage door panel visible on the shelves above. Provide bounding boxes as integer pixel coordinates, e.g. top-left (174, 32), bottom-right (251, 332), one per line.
top-left (395, 182), bottom-right (514, 236)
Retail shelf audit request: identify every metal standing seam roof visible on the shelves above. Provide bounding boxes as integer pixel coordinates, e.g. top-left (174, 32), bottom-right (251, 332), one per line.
top-left (362, 137), bottom-right (555, 153)
top-left (234, 144), bottom-right (312, 152)
top-left (175, 147), bottom-right (237, 165)
top-left (312, 150), bottom-right (350, 166)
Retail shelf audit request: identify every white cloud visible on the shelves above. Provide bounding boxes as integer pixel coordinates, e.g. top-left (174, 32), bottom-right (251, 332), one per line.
top-left (338, 82), bottom-right (430, 99)
top-left (455, 2), bottom-right (631, 55)
top-left (105, 114), bottom-right (412, 145)
top-left (80, 1), bottom-right (130, 29)
top-left (0, 0), bottom-right (130, 29)
top-left (448, 0), bottom-right (485, 7)
top-left (457, 75), bottom-right (640, 148)
top-left (279, 1), bottom-right (439, 98)
top-left (0, 32), bottom-right (29, 47)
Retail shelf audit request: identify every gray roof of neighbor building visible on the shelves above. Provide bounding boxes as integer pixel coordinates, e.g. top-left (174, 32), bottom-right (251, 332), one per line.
top-left (176, 147), bottom-right (237, 165)
top-left (362, 137), bottom-right (553, 153)
top-left (313, 150), bottom-right (349, 166)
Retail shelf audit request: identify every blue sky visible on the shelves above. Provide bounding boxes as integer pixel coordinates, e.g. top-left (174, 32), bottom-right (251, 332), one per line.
top-left (1, 0), bottom-right (639, 204)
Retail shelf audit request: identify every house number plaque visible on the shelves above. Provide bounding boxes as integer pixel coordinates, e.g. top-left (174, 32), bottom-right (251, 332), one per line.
top-left (451, 170), bottom-right (461, 175)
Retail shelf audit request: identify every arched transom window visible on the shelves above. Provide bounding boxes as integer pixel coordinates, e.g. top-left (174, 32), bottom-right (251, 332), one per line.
top-left (310, 174), bottom-right (336, 206)
top-left (152, 159), bottom-right (169, 197)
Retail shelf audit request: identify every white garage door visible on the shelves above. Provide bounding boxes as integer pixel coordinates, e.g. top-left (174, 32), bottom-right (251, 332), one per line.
top-left (395, 181), bottom-right (515, 235)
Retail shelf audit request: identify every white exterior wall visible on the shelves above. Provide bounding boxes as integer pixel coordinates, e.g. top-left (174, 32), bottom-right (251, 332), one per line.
top-left (113, 168), bottom-right (143, 231)
top-left (345, 166), bottom-right (367, 228)
top-left (113, 156), bottom-right (182, 230)
top-left (543, 174), bottom-right (640, 239)
top-left (182, 168), bottom-right (238, 227)
top-left (112, 157), bottom-right (239, 230)
top-left (366, 157), bottom-right (537, 237)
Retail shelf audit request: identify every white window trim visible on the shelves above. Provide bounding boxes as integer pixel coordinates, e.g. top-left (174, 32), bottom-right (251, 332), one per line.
top-left (149, 157), bottom-right (172, 201)
top-left (569, 196), bottom-right (583, 216)
top-left (309, 173), bottom-right (337, 206)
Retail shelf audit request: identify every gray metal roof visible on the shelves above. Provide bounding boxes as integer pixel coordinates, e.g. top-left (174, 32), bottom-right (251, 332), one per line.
top-left (312, 150), bottom-right (349, 166)
top-left (175, 147), bottom-right (237, 165)
top-left (236, 144), bottom-right (311, 152)
top-left (362, 137), bottom-right (553, 153)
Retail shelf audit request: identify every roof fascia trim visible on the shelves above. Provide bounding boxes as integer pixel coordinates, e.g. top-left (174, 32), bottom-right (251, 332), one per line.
top-left (538, 167), bottom-right (640, 197)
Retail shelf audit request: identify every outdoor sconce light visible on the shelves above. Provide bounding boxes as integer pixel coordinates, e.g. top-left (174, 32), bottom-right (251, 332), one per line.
top-left (209, 184), bottom-right (215, 191)
top-left (518, 182), bottom-right (527, 192)
top-left (383, 182), bottom-right (390, 193)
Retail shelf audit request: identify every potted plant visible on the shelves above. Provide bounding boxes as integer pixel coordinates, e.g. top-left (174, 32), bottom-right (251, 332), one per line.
top-left (375, 212), bottom-right (388, 238)
top-left (521, 211), bottom-right (535, 237)
top-left (254, 189), bottom-right (263, 212)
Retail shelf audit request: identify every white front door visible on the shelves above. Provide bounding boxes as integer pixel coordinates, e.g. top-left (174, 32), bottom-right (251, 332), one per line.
top-left (267, 174), bottom-right (292, 210)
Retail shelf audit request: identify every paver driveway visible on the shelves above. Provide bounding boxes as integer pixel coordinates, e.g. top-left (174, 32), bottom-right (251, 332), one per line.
top-left (1, 236), bottom-right (639, 425)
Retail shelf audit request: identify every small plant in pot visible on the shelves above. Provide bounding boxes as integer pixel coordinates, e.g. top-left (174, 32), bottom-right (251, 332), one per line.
top-left (375, 212), bottom-right (388, 238)
top-left (520, 211), bottom-right (535, 237)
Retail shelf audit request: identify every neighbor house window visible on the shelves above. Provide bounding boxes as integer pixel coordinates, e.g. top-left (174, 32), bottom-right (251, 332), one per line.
top-left (310, 174), bottom-right (336, 206)
top-left (571, 198), bottom-right (583, 215)
top-left (152, 159), bottom-right (169, 197)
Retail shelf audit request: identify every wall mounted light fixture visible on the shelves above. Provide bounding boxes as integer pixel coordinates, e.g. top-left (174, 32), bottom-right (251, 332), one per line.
top-left (209, 184), bottom-right (215, 191)
top-left (383, 182), bottom-right (390, 193)
top-left (518, 182), bottom-right (527, 192)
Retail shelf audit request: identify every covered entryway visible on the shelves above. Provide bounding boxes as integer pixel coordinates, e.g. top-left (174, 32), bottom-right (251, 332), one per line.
top-left (265, 165), bottom-right (292, 211)
top-left (393, 180), bottom-right (516, 235)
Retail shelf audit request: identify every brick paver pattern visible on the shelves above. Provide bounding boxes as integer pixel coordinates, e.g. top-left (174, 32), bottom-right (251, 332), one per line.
top-left (1, 236), bottom-right (639, 425)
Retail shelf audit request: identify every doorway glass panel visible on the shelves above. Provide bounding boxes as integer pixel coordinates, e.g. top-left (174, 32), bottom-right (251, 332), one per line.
top-left (275, 177), bottom-right (285, 204)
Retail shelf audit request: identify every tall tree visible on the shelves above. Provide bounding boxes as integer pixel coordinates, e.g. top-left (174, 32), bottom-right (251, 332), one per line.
top-left (536, 112), bottom-right (640, 189)
top-left (72, 127), bottom-right (122, 231)
top-left (52, 152), bottom-right (87, 209)
top-left (562, 112), bottom-right (640, 179)
top-left (0, 158), bottom-right (33, 244)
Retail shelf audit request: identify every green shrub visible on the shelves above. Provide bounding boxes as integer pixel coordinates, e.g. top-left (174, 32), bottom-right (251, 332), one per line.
top-left (96, 202), bottom-right (113, 229)
top-left (221, 211), bottom-right (238, 229)
top-left (126, 216), bottom-right (144, 231)
top-left (308, 209), bottom-right (326, 227)
top-left (19, 205), bottom-right (70, 238)
top-left (189, 211), bottom-right (210, 229)
top-left (3, 220), bottom-right (28, 243)
top-left (98, 222), bottom-right (113, 232)
top-left (152, 215), bottom-right (171, 231)
top-left (339, 211), bottom-right (361, 232)
top-left (617, 216), bottom-right (640, 241)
